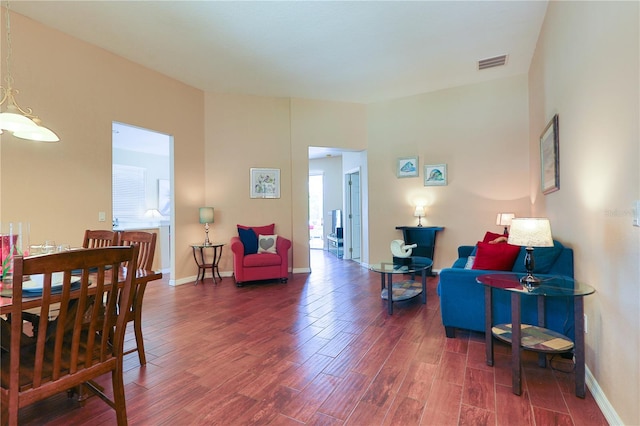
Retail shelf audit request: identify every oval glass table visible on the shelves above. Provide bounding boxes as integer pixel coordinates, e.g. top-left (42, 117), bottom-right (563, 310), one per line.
top-left (477, 273), bottom-right (595, 398)
top-left (369, 259), bottom-right (432, 315)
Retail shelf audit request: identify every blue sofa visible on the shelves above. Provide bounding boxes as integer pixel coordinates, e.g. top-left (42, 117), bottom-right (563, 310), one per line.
top-left (437, 241), bottom-right (575, 340)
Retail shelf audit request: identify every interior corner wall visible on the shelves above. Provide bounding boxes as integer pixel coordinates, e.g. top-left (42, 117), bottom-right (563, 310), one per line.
top-left (204, 93), bottom-right (292, 274)
top-left (205, 95), bottom-right (366, 275)
top-left (528, 2), bottom-right (640, 424)
top-left (366, 75), bottom-right (531, 269)
top-left (0, 12), bottom-right (205, 283)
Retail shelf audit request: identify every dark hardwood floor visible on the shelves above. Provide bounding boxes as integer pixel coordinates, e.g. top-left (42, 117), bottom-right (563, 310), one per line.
top-left (18, 250), bottom-right (608, 425)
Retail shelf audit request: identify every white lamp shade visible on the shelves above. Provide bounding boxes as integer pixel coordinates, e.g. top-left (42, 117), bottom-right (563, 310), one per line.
top-left (199, 207), bottom-right (214, 224)
top-left (12, 124), bottom-right (60, 142)
top-left (507, 218), bottom-right (553, 247)
top-left (0, 111), bottom-right (38, 133)
top-left (145, 209), bottom-right (163, 218)
top-left (496, 213), bottom-right (515, 226)
top-left (414, 206), bottom-right (425, 217)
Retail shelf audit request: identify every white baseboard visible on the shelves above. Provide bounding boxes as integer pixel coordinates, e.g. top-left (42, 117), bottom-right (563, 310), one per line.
top-left (586, 364), bottom-right (623, 425)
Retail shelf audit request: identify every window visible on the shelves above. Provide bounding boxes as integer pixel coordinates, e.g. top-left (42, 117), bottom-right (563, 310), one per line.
top-left (112, 164), bottom-right (146, 221)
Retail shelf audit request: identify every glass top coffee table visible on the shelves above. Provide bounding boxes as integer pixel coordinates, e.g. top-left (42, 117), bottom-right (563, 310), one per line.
top-left (369, 259), bottom-right (432, 315)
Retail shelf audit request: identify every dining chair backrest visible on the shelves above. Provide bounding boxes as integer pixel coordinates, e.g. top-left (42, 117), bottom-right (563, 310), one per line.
top-left (83, 229), bottom-right (119, 249)
top-left (118, 231), bottom-right (157, 270)
top-left (0, 246), bottom-right (139, 426)
top-left (115, 231), bottom-right (157, 366)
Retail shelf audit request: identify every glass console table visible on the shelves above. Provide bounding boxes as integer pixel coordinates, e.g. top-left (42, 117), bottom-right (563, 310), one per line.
top-left (476, 273), bottom-right (595, 398)
top-left (369, 259), bottom-right (432, 315)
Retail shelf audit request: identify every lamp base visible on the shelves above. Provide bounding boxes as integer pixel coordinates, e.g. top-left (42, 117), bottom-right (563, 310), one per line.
top-left (203, 223), bottom-right (211, 246)
top-left (520, 273), bottom-right (541, 291)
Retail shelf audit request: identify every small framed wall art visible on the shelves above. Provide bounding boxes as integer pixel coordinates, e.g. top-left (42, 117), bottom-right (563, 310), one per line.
top-left (397, 156), bottom-right (419, 178)
top-left (424, 164), bottom-right (447, 186)
top-left (250, 168), bottom-right (280, 198)
top-left (540, 114), bottom-right (559, 194)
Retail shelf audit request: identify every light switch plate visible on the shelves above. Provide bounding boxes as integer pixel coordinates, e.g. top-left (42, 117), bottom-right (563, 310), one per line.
top-left (634, 201), bottom-right (640, 227)
top-left (98, 211), bottom-right (106, 222)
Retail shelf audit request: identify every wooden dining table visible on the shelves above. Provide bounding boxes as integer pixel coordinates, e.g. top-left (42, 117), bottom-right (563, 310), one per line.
top-left (0, 268), bottom-right (163, 315)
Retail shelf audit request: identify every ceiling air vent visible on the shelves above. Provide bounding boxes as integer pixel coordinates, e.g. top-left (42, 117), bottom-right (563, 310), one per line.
top-left (478, 54), bottom-right (508, 70)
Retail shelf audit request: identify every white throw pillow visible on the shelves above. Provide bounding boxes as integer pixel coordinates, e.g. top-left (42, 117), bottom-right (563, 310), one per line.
top-left (258, 234), bottom-right (278, 254)
top-left (464, 256), bottom-right (476, 270)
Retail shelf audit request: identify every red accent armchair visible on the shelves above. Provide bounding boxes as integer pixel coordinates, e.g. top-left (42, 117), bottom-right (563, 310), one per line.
top-left (230, 224), bottom-right (291, 287)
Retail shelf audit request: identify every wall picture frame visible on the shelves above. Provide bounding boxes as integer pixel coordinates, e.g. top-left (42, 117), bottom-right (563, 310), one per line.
top-left (397, 156), bottom-right (419, 178)
top-left (424, 164), bottom-right (447, 186)
top-left (250, 168), bottom-right (280, 198)
top-left (540, 114), bottom-right (559, 194)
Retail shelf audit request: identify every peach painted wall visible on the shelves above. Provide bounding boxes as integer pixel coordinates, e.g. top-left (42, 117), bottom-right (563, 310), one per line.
top-left (366, 75), bottom-right (532, 269)
top-left (203, 93), bottom-right (292, 274)
top-left (0, 12), bottom-right (205, 283)
top-left (529, 2), bottom-right (639, 424)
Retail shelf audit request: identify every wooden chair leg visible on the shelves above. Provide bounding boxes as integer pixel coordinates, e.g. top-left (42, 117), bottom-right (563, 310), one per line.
top-left (133, 310), bottom-right (146, 365)
top-left (112, 368), bottom-right (128, 426)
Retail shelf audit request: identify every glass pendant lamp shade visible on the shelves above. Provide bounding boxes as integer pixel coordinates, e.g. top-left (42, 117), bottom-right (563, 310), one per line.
top-left (12, 123), bottom-right (60, 142)
top-left (0, 2), bottom-right (60, 142)
top-left (0, 111), bottom-right (38, 132)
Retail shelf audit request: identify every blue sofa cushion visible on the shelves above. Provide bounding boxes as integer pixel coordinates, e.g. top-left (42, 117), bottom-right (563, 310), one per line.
top-left (238, 227), bottom-right (258, 255)
top-left (512, 240), bottom-right (565, 274)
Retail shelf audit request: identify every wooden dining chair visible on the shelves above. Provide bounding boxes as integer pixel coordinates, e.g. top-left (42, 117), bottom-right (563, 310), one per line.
top-left (20, 230), bottom-right (120, 338)
top-left (117, 231), bottom-right (157, 366)
top-left (82, 229), bottom-right (119, 248)
top-left (0, 245), bottom-right (139, 426)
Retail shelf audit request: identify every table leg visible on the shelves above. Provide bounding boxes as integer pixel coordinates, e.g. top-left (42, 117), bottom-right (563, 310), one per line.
top-left (575, 296), bottom-right (586, 398)
top-left (386, 273), bottom-right (393, 315)
top-left (212, 245), bottom-right (223, 283)
top-left (421, 268), bottom-right (427, 305)
top-left (511, 292), bottom-right (522, 396)
top-left (537, 295), bottom-right (547, 368)
top-left (484, 286), bottom-right (494, 367)
top-left (193, 247), bottom-right (204, 285)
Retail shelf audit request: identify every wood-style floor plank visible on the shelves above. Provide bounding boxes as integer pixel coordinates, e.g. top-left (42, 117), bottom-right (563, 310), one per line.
top-left (14, 250), bottom-right (607, 425)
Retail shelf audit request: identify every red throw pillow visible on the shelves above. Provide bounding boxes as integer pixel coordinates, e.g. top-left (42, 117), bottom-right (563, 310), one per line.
top-left (472, 241), bottom-right (521, 271)
top-left (237, 223), bottom-right (275, 237)
top-left (482, 231), bottom-right (505, 243)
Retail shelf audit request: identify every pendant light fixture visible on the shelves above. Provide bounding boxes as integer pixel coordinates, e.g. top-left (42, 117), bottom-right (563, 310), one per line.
top-left (0, 1), bottom-right (59, 142)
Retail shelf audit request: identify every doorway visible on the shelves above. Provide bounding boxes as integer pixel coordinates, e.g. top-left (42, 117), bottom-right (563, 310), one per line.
top-left (112, 122), bottom-right (172, 274)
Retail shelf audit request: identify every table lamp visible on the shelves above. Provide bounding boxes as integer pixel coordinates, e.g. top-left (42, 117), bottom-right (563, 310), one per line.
top-left (496, 213), bottom-right (515, 235)
top-left (199, 207), bottom-right (214, 246)
top-left (507, 218), bottom-right (554, 287)
top-left (414, 206), bottom-right (425, 227)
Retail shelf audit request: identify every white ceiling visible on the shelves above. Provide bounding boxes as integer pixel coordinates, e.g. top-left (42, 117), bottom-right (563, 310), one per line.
top-left (10, 1), bottom-right (548, 104)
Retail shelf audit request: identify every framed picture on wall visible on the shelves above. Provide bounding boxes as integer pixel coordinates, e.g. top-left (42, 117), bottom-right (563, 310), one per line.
top-left (397, 156), bottom-right (419, 178)
top-left (540, 114), bottom-right (559, 194)
top-left (250, 168), bottom-right (280, 198)
top-left (424, 164), bottom-right (447, 186)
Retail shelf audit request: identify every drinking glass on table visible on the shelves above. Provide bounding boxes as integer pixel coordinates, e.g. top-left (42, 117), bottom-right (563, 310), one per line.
top-left (29, 244), bottom-right (43, 256)
top-left (56, 243), bottom-right (70, 252)
top-left (42, 240), bottom-right (56, 254)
